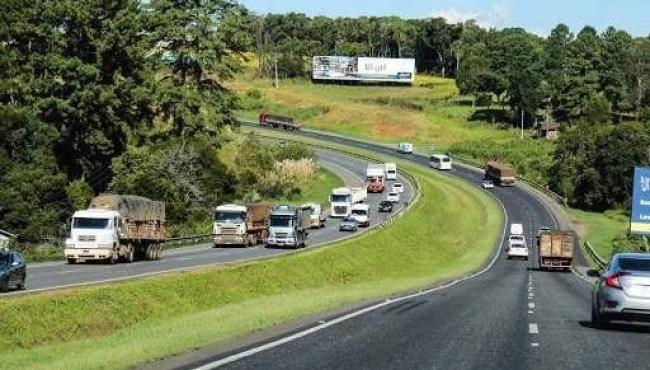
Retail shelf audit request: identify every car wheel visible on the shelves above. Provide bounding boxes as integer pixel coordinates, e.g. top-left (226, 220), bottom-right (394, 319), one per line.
top-left (0, 278), bottom-right (9, 292)
top-left (591, 303), bottom-right (609, 328)
top-left (17, 280), bottom-right (25, 290)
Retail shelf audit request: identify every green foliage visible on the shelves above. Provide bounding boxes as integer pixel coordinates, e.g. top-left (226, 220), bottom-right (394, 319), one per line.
top-left (66, 180), bottom-right (94, 211)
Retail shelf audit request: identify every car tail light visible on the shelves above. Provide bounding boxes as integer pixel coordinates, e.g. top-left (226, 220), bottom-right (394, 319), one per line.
top-left (605, 272), bottom-right (626, 290)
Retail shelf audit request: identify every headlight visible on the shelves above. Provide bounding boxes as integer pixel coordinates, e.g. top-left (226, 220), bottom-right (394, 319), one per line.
top-left (66, 243), bottom-right (75, 249)
top-left (98, 243), bottom-right (112, 249)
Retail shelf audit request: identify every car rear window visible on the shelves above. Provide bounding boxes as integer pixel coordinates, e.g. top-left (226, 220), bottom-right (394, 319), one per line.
top-left (619, 258), bottom-right (650, 271)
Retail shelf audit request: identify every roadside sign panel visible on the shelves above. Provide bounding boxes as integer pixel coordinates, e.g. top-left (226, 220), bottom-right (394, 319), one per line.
top-left (631, 167), bottom-right (650, 234)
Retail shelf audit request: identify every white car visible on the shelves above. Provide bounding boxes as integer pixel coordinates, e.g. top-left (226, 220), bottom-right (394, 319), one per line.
top-left (386, 191), bottom-right (400, 203)
top-left (481, 179), bottom-right (494, 189)
top-left (507, 242), bottom-right (529, 260)
top-left (391, 183), bottom-right (404, 193)
top-left (508, 234), bottom-right (526, 249)
top-left (398, 142), bottom-right (414, 154)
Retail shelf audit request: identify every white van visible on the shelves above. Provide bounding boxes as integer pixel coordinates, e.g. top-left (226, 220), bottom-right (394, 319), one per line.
top-left (429, 154), bottom-right (452, 170)
top-left (385, 163), bottom-right (397, 180)
top-left (398, 142), bottom-right (414, 154)
top-left (510, 223), bottom-right (524, 236)
top-left (350, 203), bottom-right (370, 227)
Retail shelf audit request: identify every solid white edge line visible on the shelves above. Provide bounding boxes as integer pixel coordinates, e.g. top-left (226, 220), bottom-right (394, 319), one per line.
top-left (192, 181), bottom-right (509, 369)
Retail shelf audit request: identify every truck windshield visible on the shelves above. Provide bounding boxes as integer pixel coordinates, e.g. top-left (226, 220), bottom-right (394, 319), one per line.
top-left (331, 195), bottom-right (349, 202)
top-left (270, 216), bottom-right (293, 227)
top-left (215, 212), bottom-right (245, 223)
top-left (73, 218), bottom-right (110, 229)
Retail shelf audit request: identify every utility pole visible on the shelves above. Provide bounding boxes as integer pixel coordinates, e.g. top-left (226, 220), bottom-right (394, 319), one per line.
top-left (274, 57), bottom-right (279, 89)
top-left (520, 109), bottom-right (524, 140)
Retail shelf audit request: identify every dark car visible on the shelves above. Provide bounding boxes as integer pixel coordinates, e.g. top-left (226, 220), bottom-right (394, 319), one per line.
top-left (0, 251), bottom-right (26, 292)
top-left (378, 200), bottom-right (393, 213)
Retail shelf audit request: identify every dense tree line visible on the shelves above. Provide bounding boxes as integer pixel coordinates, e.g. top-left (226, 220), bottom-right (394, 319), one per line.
top-left (0, 0), bottom-right (252, 242)
top-left (250, 13), bottom-right (461, 77)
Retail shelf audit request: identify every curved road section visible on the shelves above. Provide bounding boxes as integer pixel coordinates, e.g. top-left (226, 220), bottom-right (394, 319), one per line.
top-left (15, 149), bottom-right (413, 294)
top-left (181, 126), bottom-right (649, 370)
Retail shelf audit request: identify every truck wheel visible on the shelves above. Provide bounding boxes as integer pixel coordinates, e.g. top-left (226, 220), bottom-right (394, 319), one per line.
top-left (67, 258), bottom-right (77, 265)
top-left (156, 244), bottom-right (163, 260)
top-left (125, 245), bottom-right (134, 263)
top-left (145, 244), bottom-right (154, 260)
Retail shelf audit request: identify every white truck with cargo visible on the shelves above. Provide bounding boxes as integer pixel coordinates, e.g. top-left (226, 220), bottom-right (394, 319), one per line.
top-left (213, 204), bottom-right (271, 247)
top-left (366, 164), bottom-right (386, 193)
top-left (267, 205), bottom-right (310, 248)
top-left (385, 163), bottom-right (397, 180)
top-left (330, 187), bottom-right (367, 218)
top-left (302, 203), bottom-right (326, 229)
top-left (64, 194), bottom-right (165, 264)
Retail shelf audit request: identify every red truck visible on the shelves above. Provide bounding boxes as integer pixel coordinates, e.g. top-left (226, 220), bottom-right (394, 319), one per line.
top-left (258, 112), bottom-right (302, 131)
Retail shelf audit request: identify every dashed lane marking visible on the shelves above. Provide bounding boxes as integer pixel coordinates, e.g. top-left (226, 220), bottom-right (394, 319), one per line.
top-left (529, 323), bottom-right (539, 334)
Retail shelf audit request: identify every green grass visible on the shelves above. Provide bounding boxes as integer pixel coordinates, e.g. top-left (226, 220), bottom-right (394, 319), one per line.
top-left (569, 208), bottom-right (628, 259)
top-left (270, 167), bottom-right (343, 206)
top-left (0, 133), bottom-right (502, 370)
top-left (232, 72), bottom-right (555, 183)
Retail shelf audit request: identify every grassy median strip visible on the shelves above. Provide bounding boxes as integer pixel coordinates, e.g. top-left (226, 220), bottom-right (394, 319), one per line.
top-left (0, 137), bottom-right (502, 370)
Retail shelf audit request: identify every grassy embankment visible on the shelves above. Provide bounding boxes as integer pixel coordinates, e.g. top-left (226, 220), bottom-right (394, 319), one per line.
top-left (569, 208), bottom-right (628, 260)
top-left (0, 134), bottom-right (502, 370)
top-left (233, 72), bottom-right (554, 185)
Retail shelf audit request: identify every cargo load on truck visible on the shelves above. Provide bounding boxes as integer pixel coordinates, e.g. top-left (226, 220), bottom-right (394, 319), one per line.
top-left (214, 204), bottom-right (272, 247)
top-left (65, 194), bottom-right (165, 264)
top-left (302, 202), bottom-right (326, 229)
top-left (258, 112), bottom-right (301, 131)
top-left (267, 205), bottom-right (310, 248)
top-left (485, 161), bottom-right (516, 187)
top-left (537, 230), bottom-right (576, 271)
top-left (366, 164), bottom-right (386, 193)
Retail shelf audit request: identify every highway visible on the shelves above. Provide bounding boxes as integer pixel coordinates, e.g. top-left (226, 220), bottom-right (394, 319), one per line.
top-left (173, 126), bottom-right (650, 370)
top-left (16, 149), bottom-right (413, 293)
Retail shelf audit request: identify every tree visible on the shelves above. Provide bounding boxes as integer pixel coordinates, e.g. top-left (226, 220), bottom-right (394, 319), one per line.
top-left (544, 24), bottom-right (574, 122)
top-left (563, 27), bottom-right (603, 124)
top-left (600, 27), bottom-right (634, 118)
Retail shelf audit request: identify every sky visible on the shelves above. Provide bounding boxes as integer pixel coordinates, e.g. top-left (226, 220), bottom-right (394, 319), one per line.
top-left (239, 0), bottom-right (650, 37)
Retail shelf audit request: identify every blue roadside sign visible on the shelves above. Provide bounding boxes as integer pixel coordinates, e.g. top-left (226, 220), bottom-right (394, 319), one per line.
top-left (631, 167), bottom-right (650, 235)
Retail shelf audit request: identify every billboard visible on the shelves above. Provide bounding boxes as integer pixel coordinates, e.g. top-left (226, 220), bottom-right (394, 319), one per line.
top-left (312, 56), bottom-right (415, 84)
top-left (631, 167), bottom-right (650, 234)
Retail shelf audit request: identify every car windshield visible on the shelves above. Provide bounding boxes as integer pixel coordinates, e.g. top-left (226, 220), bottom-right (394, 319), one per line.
top-left (270, 216), bottom-right (292, 227)
top-left (343, 218), bottom-right (355, 223)
top-left (351, 210), bottom-right (366, 216)
top-left (215, 211), bottom-right (245, 223)
top-left (331, 194), bottom-right (349, 202)
top-left (0, 253), bottom-right (11, 265)
top-left (619, 258), bottom-right (650, 271)
top-left (73, 218), bottom-right (110, 229)
top-left (394, 184), bottom-right (402, 188)
top-left (389, 193), bottom-right (397, 196)
top-left (442, 158), bottom-right (451, 162)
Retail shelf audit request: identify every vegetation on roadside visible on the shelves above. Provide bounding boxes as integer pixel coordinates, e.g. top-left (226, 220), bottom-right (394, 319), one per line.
top-left (0, 146), bottom-right (502, 370)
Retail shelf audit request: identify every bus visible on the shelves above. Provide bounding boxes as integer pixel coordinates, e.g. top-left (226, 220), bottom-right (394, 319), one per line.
top-left (429, 154), bottom-right (452, 170)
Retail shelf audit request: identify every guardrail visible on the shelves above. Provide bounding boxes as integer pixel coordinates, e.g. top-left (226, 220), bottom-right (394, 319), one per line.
top-left (584, 241), bottom-right (608, 269)
top-left (166, 234), bottom-right (213, 247)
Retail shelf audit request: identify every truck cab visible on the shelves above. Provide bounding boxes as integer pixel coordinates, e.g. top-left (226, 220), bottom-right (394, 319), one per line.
top-left (214, 204), bottom-right (248, 246)
top-left (65, 209), bottom-right (122, 263)
top-left (268, 205), bottom-right (308, 248)
top-left (330, 187), bottom-right (353, 217)
top-left (366, 165), bottom-right (386, 193)
top-left (350, 203), bottom-right (370, 227)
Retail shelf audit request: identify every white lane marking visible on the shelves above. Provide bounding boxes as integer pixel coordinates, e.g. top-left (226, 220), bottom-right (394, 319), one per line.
top-left (528, 310), bottom-right (534, 314)
top-left (528, 302), bottom-right (535, 309)
top-left (529, 323), bottom-right (539, 334)
top-left (191, 192), bottom-right (511, 370)
top-left (531, 342), bottom-right (540, 347)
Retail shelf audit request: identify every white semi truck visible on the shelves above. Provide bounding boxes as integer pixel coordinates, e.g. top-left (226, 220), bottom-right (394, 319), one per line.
top-left (366, 164), bottom-right (386, 193)
top-left (385, 163), bottom-right (397, 180)
top-left (330, 187), bottom-right (367, 218)
top-left (267, 205), bottom-right (310, 248)
top-left (213, 204), bottom-right (271, 247)
top-left (64, 194), bottom-right (165, 264)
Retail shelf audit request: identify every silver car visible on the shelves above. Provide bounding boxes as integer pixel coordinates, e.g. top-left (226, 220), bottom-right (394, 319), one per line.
top-left (591, 253), bottom-right (650, 327)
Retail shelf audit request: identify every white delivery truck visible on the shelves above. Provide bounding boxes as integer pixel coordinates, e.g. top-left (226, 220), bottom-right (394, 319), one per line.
top-left (385, 163), bottom-right (397, 180)
top-left (213, 204), bottom-right (271, 247)
top-left (350, 203), bottom-right (370, 227)
top-left (302, 202), bottom-right (326, 229)
top-left (330, 187), bottom-right (367, 218)
top-left (398, 142), bottom-right (414, 154)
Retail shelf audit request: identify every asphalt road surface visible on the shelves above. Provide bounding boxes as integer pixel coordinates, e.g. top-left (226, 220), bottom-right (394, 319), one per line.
top-left (182, 125), bottom-right (650, 370)
top-left (14, 149), bottom-right (413, 293)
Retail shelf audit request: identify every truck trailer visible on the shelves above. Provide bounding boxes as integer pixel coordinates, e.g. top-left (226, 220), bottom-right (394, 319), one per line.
top-left (537, 230), bottom-right (576, 271)
top-left (213, 204), bottom-right (272, 247)
top-left (366, 164), bottom-right (386, 193)
top-left (64, 194), bottom-right (165, 264)
top-left (485, 161), bottom-right (516, 187)
top-left (258, 112), bottom-right (301, 131)
top-left (267, 205), bottom-right (310, 248)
